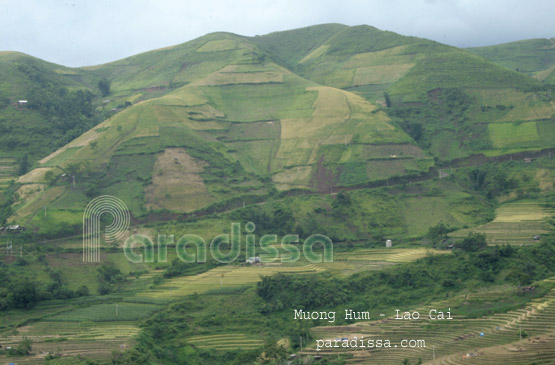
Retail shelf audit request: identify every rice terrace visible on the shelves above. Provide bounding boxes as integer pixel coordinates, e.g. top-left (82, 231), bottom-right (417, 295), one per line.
top-left (0, 4), bottom-right (555, 364)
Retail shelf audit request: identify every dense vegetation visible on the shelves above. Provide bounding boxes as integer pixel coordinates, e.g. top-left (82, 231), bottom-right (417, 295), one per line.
top-left (0, 53), bottom-right (105, 159)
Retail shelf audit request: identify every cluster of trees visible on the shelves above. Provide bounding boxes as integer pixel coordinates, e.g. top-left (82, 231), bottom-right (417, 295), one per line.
top-left (97, 264), bottom-right (125, 295)
top-left (257, 273), bottom-right (347, 313)
top-left (26, 87), bottom-right (99, 144)
top-left (468, 166), bottom-right (518, 198)
top-left (230, 204), bottom-right (295, 236)
top-left (0, 267), bottom-right (90, 310)
top-left (388, 88), bottom-right (480, 150)
top-left (98, 78), bottom-right (111, 97)
top-left (163, 258), bottom-right (218, 279)
top-left (0, 63), bottom-right (105, 155)
top-left (4, 337), bottom-right (32, 356)
top-left (0, 181), bottom-right (17, 225)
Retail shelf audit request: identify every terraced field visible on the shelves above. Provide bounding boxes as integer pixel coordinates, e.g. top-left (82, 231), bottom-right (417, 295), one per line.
top-left (0, 157), bottom-right (17, 193)
top-left (187, 333), bottom-right (264, 350)
top-left (135, 248), bottom-right (451, 302)
top-left (47, 302), bottom-right (162, 322)
top-left (0, 321), bottom-right (140, 364)
top-left (138, 264), bottom-right (323, 299)
top-left (303, 279), bottom-right (555, 364)
top-left (451, 200), bottom-right (553, 245)
top-left (334, 248), bottom-right (448, 263)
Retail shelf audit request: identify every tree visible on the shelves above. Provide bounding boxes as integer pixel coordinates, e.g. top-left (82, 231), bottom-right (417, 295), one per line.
top-left (8, 337), bottom-right (32, 355)
top-left (44, 170), bottom-right (57, 186)
top-left (76, 285), bottom-right (90, 296)
top-left (384, 92), bottom-right (392, 107)
top-left (458, 232), bottom-right (487, 252)
top-left (8, 278), bottom-right (38, 308)
top-left (98, 78), bottom-right (111, 97)
top-left (427, 222), bottom-right (450, 244)
top-left (18, 153), bottom-right (29, 175)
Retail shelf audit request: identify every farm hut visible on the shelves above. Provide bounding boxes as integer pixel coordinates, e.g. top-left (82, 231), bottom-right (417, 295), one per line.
top-left (7, 225), bottom-right (21, 232)
top-left (533, 235), bottom-right (540, 240)
top-left (18, 100), bottom-right (28, 106)
top-left (246, 256), bottom-right (261, 264)
top-left (518, 286), bottom-right (536, 294)
top-left (385, 239), bottom-right (392, 248)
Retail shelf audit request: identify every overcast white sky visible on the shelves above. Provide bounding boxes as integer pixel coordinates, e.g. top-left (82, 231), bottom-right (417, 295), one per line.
top-left (1, 0), bottom-right (554, 67)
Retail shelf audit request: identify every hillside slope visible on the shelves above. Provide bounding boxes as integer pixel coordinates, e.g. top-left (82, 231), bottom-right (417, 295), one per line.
top-left (0, 52), bottom-right (108, 195)
top-left (4, 24), bottom-right (555, 229)
top-left (11, 33), bottom-right (429, 229)
top-left (253, 25), bottom-right (554, 161)
top-left (468, 38), bottom-right (555, 83)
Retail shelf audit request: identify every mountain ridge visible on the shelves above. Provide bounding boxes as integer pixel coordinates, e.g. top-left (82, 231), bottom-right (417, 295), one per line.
top-left (1, 23), bottom-right (553, 228)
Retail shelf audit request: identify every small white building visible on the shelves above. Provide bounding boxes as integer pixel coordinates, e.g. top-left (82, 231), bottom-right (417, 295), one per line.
top-left (246, 256), bottom-right (261, 264)
top-left (385, 239), bottom-right (392, 248)
top-left (18, 100), bottom-right (28, 106)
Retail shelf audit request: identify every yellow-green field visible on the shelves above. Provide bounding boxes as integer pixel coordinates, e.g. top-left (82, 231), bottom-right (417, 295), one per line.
top-left (138, 264), bottom-right (323, 299)
top-left (187, 333), bottom-right (263, 350)
top-left (451, 200), bottom-right (553, 245)
top-left (0, 322), bottom-right (139, 364)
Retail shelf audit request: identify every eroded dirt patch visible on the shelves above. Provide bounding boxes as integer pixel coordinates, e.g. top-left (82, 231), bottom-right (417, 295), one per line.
top-left (145, 148), bottom-right (213, 212)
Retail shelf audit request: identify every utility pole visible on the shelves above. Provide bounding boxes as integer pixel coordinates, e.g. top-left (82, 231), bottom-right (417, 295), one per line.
top-left (433, 346), bottom-right (435, 363)
top-left (300, 336), bottom-right (302, 353)
top-left (72, 175), bottom-right (76, 189)
top-left (116, 304), bottom-right (118, 318)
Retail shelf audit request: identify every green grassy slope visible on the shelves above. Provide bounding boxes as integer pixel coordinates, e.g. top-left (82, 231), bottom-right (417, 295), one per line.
top-left (250, 23), bottom-right (348, 67)
top-left (467, 38), bottom-right (555, 82)
top-left (10, 32), bottom-right (429, 228)
top-left (253, 25), bottom-right (554, 161)
top-left (4, 24), bottom-right (555, 228)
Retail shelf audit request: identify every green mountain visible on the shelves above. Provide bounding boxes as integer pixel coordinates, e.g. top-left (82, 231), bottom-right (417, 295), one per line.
top-left (468, 38), bottom-right (555, 83)
top-left (254, 25), bottom-right (554, 161)
top-left (10, 31), bottom-right (428, 230)
top-left (3, 24), bottom-right (555, 229)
